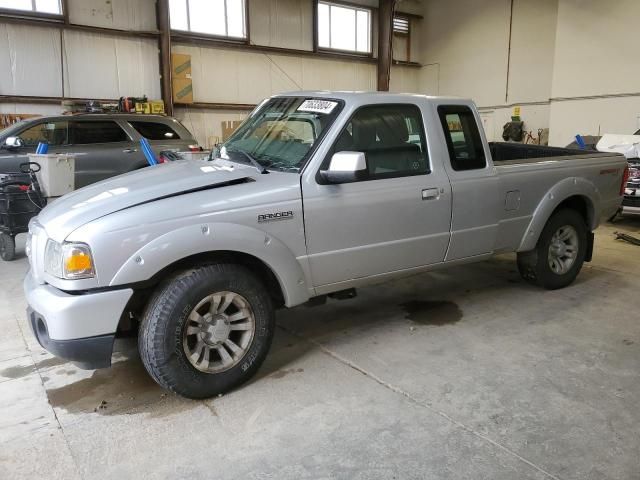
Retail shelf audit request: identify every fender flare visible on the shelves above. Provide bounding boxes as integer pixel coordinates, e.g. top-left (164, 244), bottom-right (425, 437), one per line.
top-left (517, 177), bottom-right (599, 252)
top-left (109, 222), bottom-right (311, 307)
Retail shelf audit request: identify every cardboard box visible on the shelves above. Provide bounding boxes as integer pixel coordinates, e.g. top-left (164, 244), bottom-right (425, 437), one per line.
top-left (172, 53), bottom-right (192, 79)
top-left (150, 100), bottom-right (165, 114)
top-left (135, 102), bottom-right (151, 114)
top-left (222, 120), bottom-right (244, 141)
top-left (172, 78), bottom-right (193, 104)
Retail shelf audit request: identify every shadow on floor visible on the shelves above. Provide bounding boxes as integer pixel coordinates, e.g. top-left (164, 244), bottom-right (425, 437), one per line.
top-left (39, 249), bottom-right (618, 414)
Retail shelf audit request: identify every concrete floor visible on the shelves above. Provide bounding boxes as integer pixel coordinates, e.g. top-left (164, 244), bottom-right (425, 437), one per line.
top-left (1, 217), bottom-right (639, 480)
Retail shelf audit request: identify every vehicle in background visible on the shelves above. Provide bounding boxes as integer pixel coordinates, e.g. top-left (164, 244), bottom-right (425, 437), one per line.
top-left (596, 134), bottom-right (640, 215)
top-left (623, 159), bottom-right (640, 214)
top-left (0, 114), bottom-right (198, 189)
top-left (23, 92), bottom-right (627, 399)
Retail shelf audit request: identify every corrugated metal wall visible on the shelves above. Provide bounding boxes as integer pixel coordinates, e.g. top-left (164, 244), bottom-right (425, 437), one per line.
top-left (0, 0), bottom-right (422, 144)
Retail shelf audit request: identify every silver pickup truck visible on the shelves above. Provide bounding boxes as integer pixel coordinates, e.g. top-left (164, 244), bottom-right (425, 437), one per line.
top-left (23, 92), bottom-right (628, 399)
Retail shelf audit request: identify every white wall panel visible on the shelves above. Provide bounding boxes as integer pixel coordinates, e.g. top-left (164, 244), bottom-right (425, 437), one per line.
top-left (507, 0), bottom-right (557, 103)
top-left (549, 97), bottom-right (640, 147)
top-left (0, 103), bottom-right (61, 116)
top-left (172, 45), bottom-right (376, 104)
top-left (249, 0), bottom-right (313, 50)
top-left (389, 66), bottom-right (419, 93)
top-left (419, 0), bottom-right (511, 108)
top-left (63, 31), bottom-right (160, 99)
top-left (67, 0), bottom-right (157, 31)
top-left (551, 0), bottom-right (640, 98)
top-left (0, 24), bottom-right (62, 96)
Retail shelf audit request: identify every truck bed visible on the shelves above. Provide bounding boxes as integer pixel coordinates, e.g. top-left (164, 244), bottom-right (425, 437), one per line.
top-left (488, 142), bottom-right (608, 165)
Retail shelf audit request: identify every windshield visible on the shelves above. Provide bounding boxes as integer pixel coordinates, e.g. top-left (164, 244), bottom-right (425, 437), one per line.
top-left (0, 120), bottom-right (30, 139)
top-left (218, 97), bottom-right (343, 172)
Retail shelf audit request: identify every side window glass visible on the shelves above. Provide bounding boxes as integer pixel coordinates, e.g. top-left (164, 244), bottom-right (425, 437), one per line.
top-left (19, 121), bottom-right (68, 146)
top-left (71, 121), bottom-right (128, 145)
top-left (332, 104), bottom-right (430, 180)
top-left (129, 121), bottom-right (181, 140)
top-left (437, 105), bottom-right (486, 171)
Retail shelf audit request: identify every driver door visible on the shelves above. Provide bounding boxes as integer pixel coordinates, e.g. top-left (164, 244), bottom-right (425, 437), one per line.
top-left (0, 120), bottom-right (69, 174)
top-left (301, 103), bottom-right (452, 290)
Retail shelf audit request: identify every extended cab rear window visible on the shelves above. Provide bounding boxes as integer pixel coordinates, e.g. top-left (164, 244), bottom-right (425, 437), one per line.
top-left (437, 105), bottom-right (486, 171)
top-left (129, 121), bottom-right (182, 140)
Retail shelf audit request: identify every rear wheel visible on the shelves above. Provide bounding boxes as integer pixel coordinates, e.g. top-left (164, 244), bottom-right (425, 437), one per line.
top-left (138, 263), bottom-right (275, 399)
top-left (0, 234), bottom-right (16, 261)
top-left (517, 209), bottom-right (588, 289)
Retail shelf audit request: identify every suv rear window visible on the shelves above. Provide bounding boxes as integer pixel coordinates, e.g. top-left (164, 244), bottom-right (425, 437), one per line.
top-left (129, 121), bottom-right (181, 140)
top-left (71, 121), bottom-right (128, 144)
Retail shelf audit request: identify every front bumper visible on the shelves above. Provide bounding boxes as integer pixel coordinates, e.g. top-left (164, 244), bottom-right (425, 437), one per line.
top-left (24, 271), bottom-right (133, 369)
top-left (623, 181), bottom-right (640, 214)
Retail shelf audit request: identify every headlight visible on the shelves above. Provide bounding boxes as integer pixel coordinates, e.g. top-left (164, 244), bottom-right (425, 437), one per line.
top-left (45, 240), bottom-right (95, 279)
top-left (25, 233), bottom-right (32, 258)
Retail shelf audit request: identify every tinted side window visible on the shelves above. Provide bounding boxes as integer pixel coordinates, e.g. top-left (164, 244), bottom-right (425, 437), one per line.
top-left (19, 121), bottom-right (68, 146)
top-left (71, 121), bottom-right (128, 144)
top-left (437, 105), bottom-right (486, 171)
top-left (331, 104), bottom-right (429, 180)
top-left (129, 121), bottom-right (182, 140)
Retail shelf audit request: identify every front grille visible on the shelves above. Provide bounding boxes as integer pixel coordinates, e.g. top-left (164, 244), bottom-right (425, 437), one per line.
top-left (623, 196), bottom-right (640, 208)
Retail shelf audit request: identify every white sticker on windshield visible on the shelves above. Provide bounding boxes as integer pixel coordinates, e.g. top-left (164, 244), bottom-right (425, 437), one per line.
top-left (297, 100), bottom-right (338, 114)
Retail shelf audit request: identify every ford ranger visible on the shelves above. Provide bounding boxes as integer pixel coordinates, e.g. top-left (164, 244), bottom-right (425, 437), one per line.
top-left (23, 92), bottom-right (628, 399)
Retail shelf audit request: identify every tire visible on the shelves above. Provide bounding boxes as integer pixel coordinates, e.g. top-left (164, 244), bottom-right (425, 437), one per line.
top-left (0, 234), bottom-right (16, 261)
top-left (138, 263), bottom-right (275, 399)
top-left (517, 209), bottom-right (588, 290)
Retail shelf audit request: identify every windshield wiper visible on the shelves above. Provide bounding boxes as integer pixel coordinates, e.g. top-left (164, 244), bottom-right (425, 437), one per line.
top-left (226, 148), bottom-right (269, 174)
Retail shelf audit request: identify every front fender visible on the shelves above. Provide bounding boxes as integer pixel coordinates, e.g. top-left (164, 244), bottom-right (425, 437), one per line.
top-left (517, 177), bottom-right (598, 252)
top-left (110, 222), bottom-right (311, 307)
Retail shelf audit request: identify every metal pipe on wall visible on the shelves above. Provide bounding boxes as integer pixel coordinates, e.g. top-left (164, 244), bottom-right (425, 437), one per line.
top-left (377, 0), bottom-right (397, 91)
top-left (157, 0), bottom-right (173, 116)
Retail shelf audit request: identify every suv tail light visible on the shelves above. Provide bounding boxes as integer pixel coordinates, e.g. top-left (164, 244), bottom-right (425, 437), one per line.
top-left (188, 144), bottom-right (202, 152)
top-left (620, 164), bottom-right (630, 196)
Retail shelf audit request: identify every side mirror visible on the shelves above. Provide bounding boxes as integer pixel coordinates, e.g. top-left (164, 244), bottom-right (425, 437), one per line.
top-left (3, 136), bottom-right (24, 149)
top-left (320, 151), bottom-right (368, 184)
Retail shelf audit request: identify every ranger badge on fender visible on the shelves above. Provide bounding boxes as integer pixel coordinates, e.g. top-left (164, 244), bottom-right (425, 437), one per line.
top-left (258, 211), bottom-right (294, 223)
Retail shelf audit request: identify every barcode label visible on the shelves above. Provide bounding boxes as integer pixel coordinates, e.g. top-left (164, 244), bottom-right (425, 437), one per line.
top-left (297, 100), bottom-right (338, 114)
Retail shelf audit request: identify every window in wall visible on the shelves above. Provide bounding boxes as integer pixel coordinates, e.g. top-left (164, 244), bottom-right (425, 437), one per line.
top-left (330, 104), bottom-right (429, 180)
top-left (169, 0), bottom-right (246, 39)
top-left (317, 1), bottom-right (371, 54)
top-left (0, 0), bottom-right (61, 15)
top-left (437, 105), bottom-right (486, 171)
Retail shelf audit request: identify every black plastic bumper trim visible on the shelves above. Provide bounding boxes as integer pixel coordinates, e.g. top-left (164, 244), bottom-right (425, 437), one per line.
top-left (27, 307), bottom-right (114, 369)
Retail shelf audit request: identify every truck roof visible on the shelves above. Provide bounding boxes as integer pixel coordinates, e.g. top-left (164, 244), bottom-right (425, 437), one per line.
top-left (275, 90), bottom-right (471, 105)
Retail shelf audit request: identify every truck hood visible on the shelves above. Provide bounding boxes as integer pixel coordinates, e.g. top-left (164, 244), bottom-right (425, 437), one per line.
top-left (38, 160), bottom-right (257, 242)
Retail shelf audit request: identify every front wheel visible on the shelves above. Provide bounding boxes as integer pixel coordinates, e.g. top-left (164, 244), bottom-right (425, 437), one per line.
top-left (0, 234), bottom-right (16, 261)
top-left (139, 264), bottom-right (275, 399)
top-left (517, 209), bottom-right (588, 290)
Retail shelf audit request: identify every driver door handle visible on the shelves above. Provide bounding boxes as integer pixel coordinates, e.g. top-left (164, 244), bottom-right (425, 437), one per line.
top-left (123, 148), bottom-right (138, 153)
top-left (422, 188), bottom-right (440, 201)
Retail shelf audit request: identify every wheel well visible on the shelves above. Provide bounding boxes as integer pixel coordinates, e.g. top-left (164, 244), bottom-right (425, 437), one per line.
top-left (118, 251), bottom-right (285, 335)
top-left (553, 195), bottom-right (593, 229)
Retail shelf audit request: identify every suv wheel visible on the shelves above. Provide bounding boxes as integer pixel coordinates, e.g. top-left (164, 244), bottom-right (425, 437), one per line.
top-left (0, 234), bottom-right (16, 261)
top-left (139, 263), bottom-right (275, 399)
